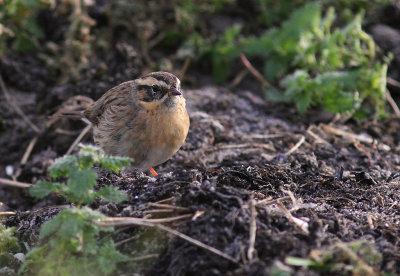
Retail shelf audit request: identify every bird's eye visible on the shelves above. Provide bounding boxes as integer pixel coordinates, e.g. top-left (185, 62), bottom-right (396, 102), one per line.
top-left (152, 85), bottom-right (160, 93)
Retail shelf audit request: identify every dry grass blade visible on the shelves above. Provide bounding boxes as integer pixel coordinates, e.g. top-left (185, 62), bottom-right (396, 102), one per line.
top-left (285, 135), bottom-right (306, 155)
top-left (321, 124), bottom-right (390, 151)
top-left (240, 54), bottom-right (270, 88)
top-left (96, 214), bottom-right (238, 264)
top-left (95, 214), bottom-right (193, 227)
top-left (147, 203), bottom-right (189, 211)
top-left (156, 223), bottom-right (238, 264)
top-left (0, 211), bottom-right (16, 216)
top-left (306, 126), bottom-right (329, 145)
top-left (20, 136), bottom-right (38, 166)
top-left (66, 124), bottom-right (92, 155)
top-left (0, 75), bottom-right (41, 133)
top-left (387, 77), bottom-right (400, 88)
top-left (386, 90), bottom-right (400, 117)
top-left (206, 143), bottom-right (276, 153)
top-left (0, 177), bottom-right (32, 188)
top-left (276, 201), bottom-right (309, 235)
top-left (256, 196), bottom-right (291, 206)
top-left (247, 197), bottom-right (257, 262)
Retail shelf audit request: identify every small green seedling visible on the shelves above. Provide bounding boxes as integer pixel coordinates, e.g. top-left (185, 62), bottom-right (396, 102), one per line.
top-left (21, 145), bottom-right (131, 276)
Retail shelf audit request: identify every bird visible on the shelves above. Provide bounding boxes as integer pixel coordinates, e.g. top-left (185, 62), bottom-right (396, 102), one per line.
top-left (63, 71), bottom-right (190, 176)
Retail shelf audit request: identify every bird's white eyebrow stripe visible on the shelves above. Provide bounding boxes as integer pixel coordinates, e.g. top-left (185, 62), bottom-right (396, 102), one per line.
top-left (137, 77), bottom-right (169, 88)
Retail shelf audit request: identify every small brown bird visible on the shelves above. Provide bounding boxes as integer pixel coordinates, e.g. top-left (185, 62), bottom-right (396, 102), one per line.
top-left (70, 72), bottom-right (190, 176)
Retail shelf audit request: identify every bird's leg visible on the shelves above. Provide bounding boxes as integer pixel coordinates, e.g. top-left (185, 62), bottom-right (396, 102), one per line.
top-left (149, 167), bottom-right (158, 176)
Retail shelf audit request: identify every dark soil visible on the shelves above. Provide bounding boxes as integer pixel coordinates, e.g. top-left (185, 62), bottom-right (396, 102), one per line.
top-left (1, 2), bottom-right (400, 276)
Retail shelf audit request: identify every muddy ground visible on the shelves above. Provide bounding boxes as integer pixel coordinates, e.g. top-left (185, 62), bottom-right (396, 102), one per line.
top-left (1, 2), bottom-right (400, 276)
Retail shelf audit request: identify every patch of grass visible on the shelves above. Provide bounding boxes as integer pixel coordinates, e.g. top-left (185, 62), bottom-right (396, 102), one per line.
top-left (21, 145), bottom-right (131, 276)
top-left (0, 0), bottom-right (49, 54)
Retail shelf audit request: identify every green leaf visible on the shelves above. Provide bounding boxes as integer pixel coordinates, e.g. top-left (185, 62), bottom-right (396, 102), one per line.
top-left (96, 186), bottom-right (128, 203)
top-left (100, 156), bottom-right (131, 173)
top-left (96, 240), bottom-right (129, 274)
top-left (29, 180), bottom-right (64, 199)
top-left (67, 168), bottom-right (98, 204)
top-left (49, 155), bottom-right (78, 179)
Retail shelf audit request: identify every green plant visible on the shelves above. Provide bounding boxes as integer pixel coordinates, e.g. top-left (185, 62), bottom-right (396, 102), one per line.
top-left (21, 145), bottom-right (131, 276)
top-left (243, 2), bottom-right (388, 119)
top-left (0, 0), bottom-right (49, 54)
top-left (30, 144), bottom-right (129, 205)
top-left (285, 240), bottom-right (382, 275)
top-left (0, 226), bottom-right (20, 267)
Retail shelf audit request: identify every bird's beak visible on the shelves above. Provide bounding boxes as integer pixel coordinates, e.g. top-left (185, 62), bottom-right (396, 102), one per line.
top-left (169, 88), bottom-right (182, 97)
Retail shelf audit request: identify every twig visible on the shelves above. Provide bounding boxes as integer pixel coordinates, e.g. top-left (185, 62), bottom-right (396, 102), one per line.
top-left (0, 177), bottom-right (32, 188)
top-left (306, 126), bottom-right (329, 145)
top-left (247, 197), bottom-right (257, 262)
top-left (179, 57), bottom-right (191, 81)
top-left (276, 201), bottom-right (309, 235)
top-left (387, 77), bottom-right (400, 88)
top-left (285, 135), bottom-right (305, 155)
top-left (240, 54), bottom-right (270, 88)
top-left (0, 211), bottom-right (16, 216)
top-left (256, 196), bottom-right (291, 206)
top-left (95, 214), bottom-right (192, 227)
top-left (143, 209), bottom-right (175, 214)
top-left (206, 143), bottom-right (275, 153)
top-left (96, 215), bottom-right (238, 264)
top-left (147, 203), bottom-right (189, 211)
top-left (321, 124), bottom-right (390, 151)
top-left (0, 75), bottom-right (41, 133)
top-left (386, 89), bottom-right (400, 116)
top-left (154, 197), bottom-right (174, 204)
top-left (156, 223), bottom-right (238, 263)
top-left (20, 136), bottom-right (38, 165)
top-left (66, 124), bottom-right (91, 155)
top-left (229, 69), bottom-right (248, 88)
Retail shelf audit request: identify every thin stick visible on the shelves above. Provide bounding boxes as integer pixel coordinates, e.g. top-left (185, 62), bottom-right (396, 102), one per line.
top-left (240, 54), bottom-right (270, 88)
top-left (96, 216), bottom-right (238, 264)
top-left (321, 124), bottom-right (390, 151)
top-left (0, 211), bottom-right (16, 216)
top-left (387, 77), bottom-right (400, 88)
top-left (386, 90), bottom-right (400, 116)
top-left (179, 57), bottom-right (191, 81)
top-left (247, 197), bottom-right (257, 262)
top-left (0, 177), bottom-right (32, 188)
top-left (156, 223), bottom-right (238, 263)
top-left (276, 201), bottom-right (309, 234)
top-left (230, 69), bottom-right (248, 88)
top-left (20, 136), bottom-right (38, 165)
top-left (285, 135), bottom-right (305, 155)
top-left (154, 197), bottom-right (174, 204)
top-left (0, 75), bottom-right (41, 133)
top-left (256, 196), bottom-right (291, 206)
top-left (206, 143), bottom-right (275, 153)
top-left (96, 214), bottom-right (192, 227)
top-left (306, 126), bottom-right (329, 145)
top-left (147, 203), bottom-right (189, 211)
top-left (143, 209), bottom-right (175, 214)
top-left (66, 124), bottom-right (91, 155)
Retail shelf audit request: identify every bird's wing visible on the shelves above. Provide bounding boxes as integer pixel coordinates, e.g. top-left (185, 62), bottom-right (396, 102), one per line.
top-left (84, 80), bottom-right (136, 125)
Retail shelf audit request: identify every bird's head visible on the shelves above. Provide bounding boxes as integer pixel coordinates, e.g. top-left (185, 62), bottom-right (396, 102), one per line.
top-left (135, 71), bottom-right (183, 110)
